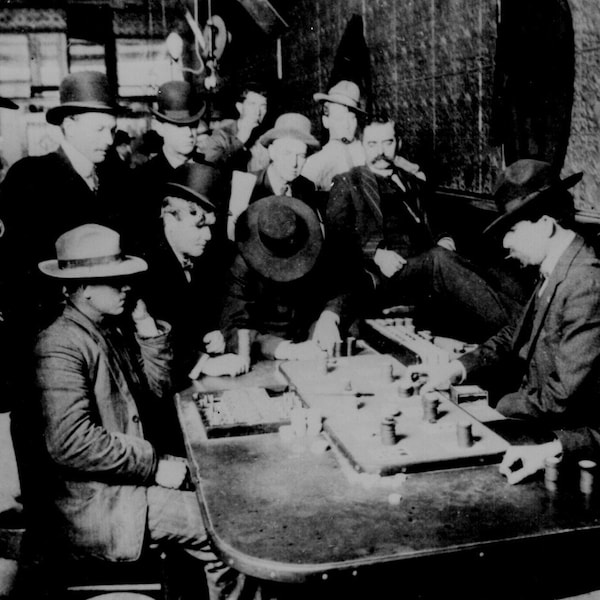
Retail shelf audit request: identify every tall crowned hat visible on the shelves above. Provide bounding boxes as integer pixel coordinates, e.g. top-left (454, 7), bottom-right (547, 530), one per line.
top-left (164, 163), bottom-right (224, 213)
top-left (46, 71), bottom-right (121, 126)
top-left (313, 80), bottom-right (366, 114)
top-left (258, 113), bottom-right (320, 148)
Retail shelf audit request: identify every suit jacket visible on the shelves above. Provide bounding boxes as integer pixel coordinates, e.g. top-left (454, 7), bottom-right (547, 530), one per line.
top-left (326, 164), bottom-right (436, 292)
top-left (13, 303), bottom-right (172, 561)
top-left (141, 232), bottom-right (226, 385)
top-left (461, 236), bottom-right (600, 457)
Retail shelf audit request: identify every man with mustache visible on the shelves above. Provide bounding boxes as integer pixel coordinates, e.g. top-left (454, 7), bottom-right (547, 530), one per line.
top-left (327, 112), bottom-right (521, 341)
top-left (417, 160), bottom-right (600, 485)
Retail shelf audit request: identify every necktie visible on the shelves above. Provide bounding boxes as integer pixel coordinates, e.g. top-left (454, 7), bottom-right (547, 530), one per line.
top-left (181, 257), bottom-right (194, 283)
top-left (280, 184), bottom-right (292, 197)
top-left (88, 167), bottom-right (99, 193)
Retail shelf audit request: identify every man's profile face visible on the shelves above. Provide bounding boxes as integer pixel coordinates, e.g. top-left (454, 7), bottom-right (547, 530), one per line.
top-left (165, 197), bottom-right (215, 258)
top-left (269, 138), bottom-right (307, 184)
top-left (323, 102), bottom-right (357, 141)
top-left (85, 279), bottom-right (132, 316)
top-left (502, 218), bottom-right (549, 266)
top-left (63, 112), bottom-right (116, 164)
top-left (155, 121), bottom-right (197, 157)
top-left (236, 91), bottom-right (267, 126)
top-left (362, 121), bottom-right (397, 171)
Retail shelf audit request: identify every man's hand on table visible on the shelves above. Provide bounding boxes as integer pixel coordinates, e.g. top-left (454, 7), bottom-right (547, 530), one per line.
top-left (311, 310), bottom-right (341, 355)
top-left (189, 353), bottom-right (250, 379)
top-left (406, 360), bottom-right (464, 393)
top-left (499, 440), bottom-right (563, 484)
top-left (203, 330), bottom-right (225, 354)
top-left (155, 457), bottom-right (187, 489)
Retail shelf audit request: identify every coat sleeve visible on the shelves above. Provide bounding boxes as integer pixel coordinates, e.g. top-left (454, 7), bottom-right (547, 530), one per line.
top-left (135, 320), bottom-right (173, 400)
top-left (36, 329), bottom-right (157, 483)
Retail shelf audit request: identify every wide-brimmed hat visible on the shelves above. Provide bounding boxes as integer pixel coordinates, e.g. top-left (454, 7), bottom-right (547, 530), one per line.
top-left (39, 224), bottom-right (147, 279)
top-left (164, 163), bottom-right (221, 213)
top-left (483, 159), bottom-right (583, 237)
top-left (46, 71), bottom-right (121, 126)
top-left (258, 113), bottom-right (320, 148)
top-left (313, 80), bottom-right (366, 114)
top-left (0, 98), bottom-right (17, 110)
top-left (236, 195), bottom-right (323, 282)
top-left (151, 81), bottom-right (205, 125)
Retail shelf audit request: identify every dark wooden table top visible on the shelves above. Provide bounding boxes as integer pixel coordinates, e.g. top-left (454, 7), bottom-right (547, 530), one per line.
top-left (176, 360), bottom-right (600, 597)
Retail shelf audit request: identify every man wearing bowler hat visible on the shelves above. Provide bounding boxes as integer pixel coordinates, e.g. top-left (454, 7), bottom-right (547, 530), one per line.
top-left (141, 162), bottom-right (249, 394)
top-left (132, 80), bottom-right (208, 246)
top-left (221, 195), bottom-right (348, 361)
top-left (0, 71), bottom-right (132, 406)
top-left (11, 224), bottom-right (251, 599)
top-left (418, 159), bottom-right (600, 484)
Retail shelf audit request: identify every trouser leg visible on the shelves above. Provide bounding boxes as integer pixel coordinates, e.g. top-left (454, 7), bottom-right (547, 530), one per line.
top-left (383, 247), bottom-right (522, 341)
top-left (147, 485), bottom-right (256, 600)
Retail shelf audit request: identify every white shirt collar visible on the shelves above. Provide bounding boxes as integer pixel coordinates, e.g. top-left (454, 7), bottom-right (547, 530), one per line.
top-left (61, 140), bottom-right (95, 180)
top-left (540, 229), bottom-right (576, 280)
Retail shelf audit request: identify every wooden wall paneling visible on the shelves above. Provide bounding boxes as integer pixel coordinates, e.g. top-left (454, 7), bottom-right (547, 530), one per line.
top-left (564, 0), bottom-right (600, 212)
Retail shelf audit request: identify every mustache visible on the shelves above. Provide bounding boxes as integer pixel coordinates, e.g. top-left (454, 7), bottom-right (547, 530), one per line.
top-left (373, 154), bottom-right (393, 164)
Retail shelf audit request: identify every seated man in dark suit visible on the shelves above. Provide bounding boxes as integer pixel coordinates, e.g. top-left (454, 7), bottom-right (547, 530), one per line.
top-left (141, 162), bottom-right (249, 386)
top-left (326, 111), bottom-right (522, 342)
top-left (221, 195), bottom-right (347, 361)
top-left (419, 160), bottom-right (600, 484)
top-left (11, 224), bottom-right (251, 599)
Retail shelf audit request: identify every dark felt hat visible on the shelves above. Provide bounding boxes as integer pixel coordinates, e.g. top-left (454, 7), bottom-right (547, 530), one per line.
top-left (164, 163), bottom-right (221, 212)
top-left (46, 71), bottom-right (120, 126)
top-left (483, 159), bottom-right (583, 237)
top-left (0, 98), bottom-right (18, 110)
top-left (236, 195), bottom-right (323, 282)
top-left (151, 81), bottom-right (205, 125)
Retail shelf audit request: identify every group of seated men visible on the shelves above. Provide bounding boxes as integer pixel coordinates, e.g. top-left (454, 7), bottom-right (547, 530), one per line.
top-left (2, 70), bottom-right (600, 598)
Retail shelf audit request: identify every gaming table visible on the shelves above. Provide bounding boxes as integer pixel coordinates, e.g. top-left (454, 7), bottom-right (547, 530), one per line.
top-left (176, 357), bottom-right (600, 598)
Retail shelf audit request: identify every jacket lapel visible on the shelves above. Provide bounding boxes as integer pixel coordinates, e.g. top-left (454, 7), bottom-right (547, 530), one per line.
top-left (356, 167), bottom-right (383, 226)
top-left (521, 236), bottom-right (586, 362)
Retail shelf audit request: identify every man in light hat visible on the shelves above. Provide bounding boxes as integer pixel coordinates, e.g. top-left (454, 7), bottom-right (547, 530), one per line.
top-left (141, 162), bottom-right (249, 392)
top-left (249, 113), bottom-right (320, 209)
top-left (302, 80), bottom-right (424, 191)
top-left (327, 112), bottom-right (521, 342)
top-left (416, 159), bottom-right (600, 484)
top-left (132, 80), bottom-right (208, 246)
top-left (0, 71), bottom-right (132, 407)
top-left (203, 82), bottom-right (269, 174)
top-left (11, 224), bottom-right (251, 599)
top-left (221, 195), bottom-right (347, 360)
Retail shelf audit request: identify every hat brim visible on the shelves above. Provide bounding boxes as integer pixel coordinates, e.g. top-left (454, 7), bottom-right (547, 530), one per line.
top-left (46, 102), bottom-right (122, 126)
top-left (313, 92), bottom-right (366, 114)
top-left (38, 255), bottom-right (148, 279)
top-left (0, 98), bottom-right (18, 110)
top-left (150, 106), bottom-right (206, 125)
top-left (238, 195), bottom-right (323, 282)
top-left (164, 182), bottom-right (216, 212)
top-left (483, 171), bottom-right (583, 238)
top-left (259, 128), bottom-right (320, 148)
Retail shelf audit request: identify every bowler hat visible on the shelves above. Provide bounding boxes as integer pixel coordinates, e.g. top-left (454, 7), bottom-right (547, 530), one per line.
top-left (483, 159), bottom-right (583, 237)
top-left (0, 98), bottom-right (17, 110)
top-left (151, 81), bottom-right (205, 125)
top-left (258, 113), bottom-right (320, 148)
top-left (39, 224), bottom-right (147, 279)
top-left (236, 195), bottom-right (323, 282)
top-left (313, 80), bottom-right (366, 114)
top-left (46, 71), bottom-right (120, 126)
top-left (164, 163), bottom-right (220, 212)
